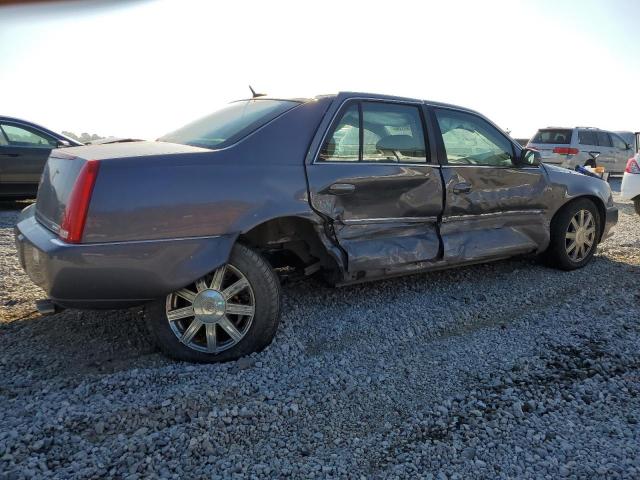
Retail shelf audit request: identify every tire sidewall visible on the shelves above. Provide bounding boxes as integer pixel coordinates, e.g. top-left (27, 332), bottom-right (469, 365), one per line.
top-left (549, 199), bottom-right (600, 270)
top-left (145, 244), bottom-right (280, 363)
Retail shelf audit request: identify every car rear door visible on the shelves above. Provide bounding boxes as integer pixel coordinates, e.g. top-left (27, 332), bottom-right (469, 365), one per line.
top-left (0, 122), bottom-right (55, 185)
top-left (305, 98), bottom-right (443, 273)
top-left (430, 106), bottom-right (549, 263)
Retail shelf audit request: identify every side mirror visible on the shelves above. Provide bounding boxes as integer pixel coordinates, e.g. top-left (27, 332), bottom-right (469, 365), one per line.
top-left (520, 147), bottom-right (541, 167)
top-left (57, 139), bottom-right (71, 148)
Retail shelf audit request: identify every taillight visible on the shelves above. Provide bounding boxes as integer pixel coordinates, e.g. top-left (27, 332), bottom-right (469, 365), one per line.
top-left (59, 160), bottom-right (100, 243)
top-left (625, 157), bottom-right (640, 174)
top-left (553, 147), bottom-right (580, 155)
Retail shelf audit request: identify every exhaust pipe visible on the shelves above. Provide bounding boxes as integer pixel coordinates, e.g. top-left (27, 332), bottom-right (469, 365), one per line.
top-left (35, 299), bottom-right (60, 315)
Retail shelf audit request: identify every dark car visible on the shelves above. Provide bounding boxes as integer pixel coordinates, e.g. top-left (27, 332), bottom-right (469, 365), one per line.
top-left (0, 116), bottom-right (82, 199)
top-left (14, 92), bottom-right (618, 362)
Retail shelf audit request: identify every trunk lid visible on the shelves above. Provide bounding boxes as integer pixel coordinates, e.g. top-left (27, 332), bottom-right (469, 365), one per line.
top-left (35, 141), bottom-right (209, 236)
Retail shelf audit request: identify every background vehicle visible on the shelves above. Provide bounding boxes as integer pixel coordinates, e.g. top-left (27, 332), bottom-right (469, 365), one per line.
top-left (0, 116), bottom-right (82, 199)
top-left (14, 93), bottom-right (618, 363)
top-left (621, 153), bottom-right (640, 214)
top-left (527, 127), bottom-right (633, 174)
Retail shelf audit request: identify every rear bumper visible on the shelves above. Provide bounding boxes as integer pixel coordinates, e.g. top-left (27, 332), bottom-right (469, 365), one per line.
top-left (15, 205), bottom-right (235, 309)
top-left (620, 173), bottom-right (640, 201)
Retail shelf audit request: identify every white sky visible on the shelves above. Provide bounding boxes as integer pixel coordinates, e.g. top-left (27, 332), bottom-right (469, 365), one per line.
top-left (1, 0), bottom-right (638, 139)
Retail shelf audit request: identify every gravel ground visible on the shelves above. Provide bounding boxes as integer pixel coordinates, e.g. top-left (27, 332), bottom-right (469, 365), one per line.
top-left (1, 181), bottom-right (639, 479)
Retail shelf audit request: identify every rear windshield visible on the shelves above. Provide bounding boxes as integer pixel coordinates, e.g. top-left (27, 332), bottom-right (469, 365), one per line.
top-left (531, 129), bottom-right (573, 144)
top-left (159, 99), bottom-right (299, 149)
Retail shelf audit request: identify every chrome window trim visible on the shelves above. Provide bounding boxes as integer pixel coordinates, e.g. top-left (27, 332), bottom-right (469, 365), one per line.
top-left (311, 96), bottom-right (431, 167)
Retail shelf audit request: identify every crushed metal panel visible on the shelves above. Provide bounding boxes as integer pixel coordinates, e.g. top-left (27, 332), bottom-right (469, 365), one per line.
top-left (334, 222), bottom-right (441, 272)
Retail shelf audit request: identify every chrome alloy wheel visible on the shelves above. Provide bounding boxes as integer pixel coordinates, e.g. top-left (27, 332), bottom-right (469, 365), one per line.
top-left (165, 265), bottom-right (255, 354)
top-left (565, 209), bottom-right (596, 262)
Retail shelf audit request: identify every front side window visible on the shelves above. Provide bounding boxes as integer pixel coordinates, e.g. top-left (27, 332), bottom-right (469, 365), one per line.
top-left (159, 99), bottom-right (299, 149)
top-left (1, 124), bottom-right (56, 148)
top-left (578, 130), bottom-right (597, 146)
top-left (596, 131), bottom-right (612, 147)
top-left (319, 101), bottom-right (427, 163)
top-left (611, 133), bottom-right (627, 150)
top-left (435, 109), bottom-right (514, 167)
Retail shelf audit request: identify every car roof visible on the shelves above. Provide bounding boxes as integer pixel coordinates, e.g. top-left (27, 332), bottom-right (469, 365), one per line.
top-left (234, 92), bottom-right (480, 115)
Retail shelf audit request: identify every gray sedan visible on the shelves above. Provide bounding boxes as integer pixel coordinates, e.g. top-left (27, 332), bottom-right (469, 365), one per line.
top-left (14, 92), bottom-right (618, 362)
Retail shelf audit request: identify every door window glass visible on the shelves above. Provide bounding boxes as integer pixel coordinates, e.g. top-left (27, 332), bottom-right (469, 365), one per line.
top-left (361, 102), bottom-right (426, 163)
top-left (610, 133), bottom-right (627, 150)
top-left (318, 105), bottom-right (360, 162)
top-left (578, 130), bottom-right (597, 146)
top-left (319, 102), bottom-right (427, 163)
top-left (1, 124), bottom-right (56, 148)
top-left (435, 109), bottom-right (514, 167)
top-left (596, 131), bottom-right (612, 147)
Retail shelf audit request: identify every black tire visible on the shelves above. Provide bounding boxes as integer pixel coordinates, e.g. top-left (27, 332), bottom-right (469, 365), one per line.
top-left (584, 158), bottom-right (596, 168)
top-left (145, 244), bottom-right (280, 363)
top-left (544, 198), bottom-right (601, 271)
top-left (634, 197), bottom-right (640, 216)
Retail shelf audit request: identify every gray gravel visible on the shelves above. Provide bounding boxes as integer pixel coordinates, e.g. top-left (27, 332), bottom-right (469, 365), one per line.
top-left (1, 180), bottom-right (639, 479)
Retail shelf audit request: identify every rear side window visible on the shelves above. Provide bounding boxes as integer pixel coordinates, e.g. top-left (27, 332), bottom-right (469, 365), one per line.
top-left (578, 130), bottom-right (597, 146)
top-left (596, 131), bottom-right (612, 147)
top-left (319, 101), bottom-right (427, 163)
top-left (159, 99), bottom-right (299, 149)
top-left (531, 129), bottom-right (573, 144)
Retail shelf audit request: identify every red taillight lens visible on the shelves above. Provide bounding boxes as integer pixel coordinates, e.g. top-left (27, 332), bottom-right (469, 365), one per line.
top-left (553, 147), bottom-right (579, 155)
top-left (59, 160), bottom-right (100, 243)
top-left (625, 157), bottom-right (640, 174)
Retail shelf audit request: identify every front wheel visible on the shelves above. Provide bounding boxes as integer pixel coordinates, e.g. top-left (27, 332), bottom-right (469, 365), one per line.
top-left (634, 197), bottom-right (640, 216)
top-left (145, 244), bottom-right (280, 363)
top-left (544, 199), bottom-right (600, 271)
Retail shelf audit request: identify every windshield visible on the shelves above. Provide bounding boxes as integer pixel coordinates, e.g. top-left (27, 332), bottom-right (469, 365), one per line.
top-left (531, 129), bottom-right (573, 144)
top-left (159, 99), bottom-right (300, 149)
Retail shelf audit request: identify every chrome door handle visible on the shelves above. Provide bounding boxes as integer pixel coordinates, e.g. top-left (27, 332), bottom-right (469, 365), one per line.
top-left (328, 183), bottom-right (356, 195)
top-left (453, 182), bottom-right (471, 194)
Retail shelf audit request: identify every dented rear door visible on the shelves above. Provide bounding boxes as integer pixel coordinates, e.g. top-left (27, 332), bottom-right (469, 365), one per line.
top-left (305, 98), bottom-right (443, 273)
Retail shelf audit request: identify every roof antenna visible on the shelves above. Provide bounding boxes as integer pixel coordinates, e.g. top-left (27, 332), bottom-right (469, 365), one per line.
top-left (249, 85), bottom-right (266, 98)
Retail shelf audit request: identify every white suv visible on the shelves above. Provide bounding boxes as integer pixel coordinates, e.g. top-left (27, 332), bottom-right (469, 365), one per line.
top-left (527, 127), bottom-right (633, 174)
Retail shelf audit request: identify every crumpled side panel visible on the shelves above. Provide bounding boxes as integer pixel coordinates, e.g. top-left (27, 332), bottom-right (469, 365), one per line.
top-left (335, 222), bottom-right (440, 272)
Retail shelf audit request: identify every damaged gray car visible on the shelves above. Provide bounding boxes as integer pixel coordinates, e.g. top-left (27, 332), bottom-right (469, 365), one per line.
top-left (14, 92), bottom-right (618, 362)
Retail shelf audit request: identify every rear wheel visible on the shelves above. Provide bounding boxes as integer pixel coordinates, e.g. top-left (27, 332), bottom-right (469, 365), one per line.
top-left (145, 244), bottom-right (280, 363)
top-left (545, 199), bottom-right (600, 270)
top-left (634, 196), bottom-right (640, 216)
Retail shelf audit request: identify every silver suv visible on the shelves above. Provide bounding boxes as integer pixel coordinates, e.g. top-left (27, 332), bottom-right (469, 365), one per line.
top-left (527, 127), bottom-right (633, 174)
